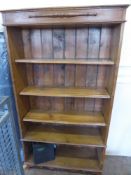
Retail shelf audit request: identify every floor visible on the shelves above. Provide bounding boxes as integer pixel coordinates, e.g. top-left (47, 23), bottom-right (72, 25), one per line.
top-left (25, 156), bottom-right (131, 175)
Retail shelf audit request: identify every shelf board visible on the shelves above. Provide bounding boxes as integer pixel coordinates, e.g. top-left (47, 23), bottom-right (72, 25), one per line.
top-left (25, 155), bottom-right (102, 173)
top-left (23, 110), bottom-right (106, 126)
top-left (22, 126), bottom-right (105, 147)
top-left (15, 58), bottom-right (114, 65)
top-left (20, 87), bottom-right (110, 98)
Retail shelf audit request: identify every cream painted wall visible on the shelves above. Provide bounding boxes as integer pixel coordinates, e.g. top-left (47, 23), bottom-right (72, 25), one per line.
top-left (106, 5), bottom-right (131, 156)
top-left (0, 0), bottom-right (131, 156)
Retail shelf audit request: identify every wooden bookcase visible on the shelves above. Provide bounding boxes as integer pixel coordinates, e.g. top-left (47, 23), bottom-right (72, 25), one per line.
top-left (2, 5), bottom-right (128, 174)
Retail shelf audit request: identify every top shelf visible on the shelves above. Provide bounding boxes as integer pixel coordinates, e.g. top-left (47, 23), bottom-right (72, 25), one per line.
top-left (15, 59), bottom-right (114, 65)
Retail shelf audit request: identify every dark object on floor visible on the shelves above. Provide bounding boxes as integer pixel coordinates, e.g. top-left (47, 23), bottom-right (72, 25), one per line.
top-left (33, 143), bottom-right (55, 164)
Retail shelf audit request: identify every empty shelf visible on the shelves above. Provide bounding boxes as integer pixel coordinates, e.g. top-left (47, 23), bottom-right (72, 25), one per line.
top-left (15, 58), bottom-right (114, 65)
top-left (24, 110), bottom-right (106, 126)
top-left (25, 155), bottom-right (102, 173)
top-left (20, 87), bottom-right (110, 98)
top-left (22, 125), bottom-right (105, 147)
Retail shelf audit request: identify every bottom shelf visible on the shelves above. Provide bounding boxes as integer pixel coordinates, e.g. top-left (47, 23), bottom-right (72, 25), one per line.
top-left (24, 145), bottom-right (102, 173)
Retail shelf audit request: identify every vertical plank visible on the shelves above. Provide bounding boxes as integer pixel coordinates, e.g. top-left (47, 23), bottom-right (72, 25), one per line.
top-left (40, 29), bottom-right (54, 111)
top-left (99, 28), bottom-right (111, 60)
top-left (95, 28), bottom-right (112, 112)
top-left (32, 96), bottom-right (51, 110)
top-left (97, 28), bottom-right (112, 88)
top-left (95, 27), bottom-right (112, 111)
top-left (30, 29), bottom-right (42, 86)
top-left (22, 29), bottom-right (34, 86)
top-left (87, 28), bottom-right (101, 60)
top-left (99, 27), bottom-right (112, 91)
top-left (22, 29), bottom-right (35, 109)
top-left (53, 29), bottom-right (65, 111)
top-left (75, 28), bottom-right (88, 112)
top-left (85, 27), bottom-right (101, 112)
top-left (94, 99), bottom-right (103, 112)
top-left (30, 29), bottom-right (45, 110)
top-left (41, 29), bottom-right (53, 86)
top-left (31, 29), bottom-right (53, 111)
top-left (64, 29), bottom-right (75, 111)
top-left (53, 29), bottom-right (65, 86)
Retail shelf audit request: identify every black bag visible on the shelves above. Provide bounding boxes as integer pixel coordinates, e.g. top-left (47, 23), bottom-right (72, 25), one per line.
top-left (32, 143), bottom-right (55, 164)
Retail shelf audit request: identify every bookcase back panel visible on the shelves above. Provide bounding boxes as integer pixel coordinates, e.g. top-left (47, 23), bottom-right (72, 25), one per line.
top-left (22, 26), bottom-right (112, 112)
top-left (22, 27), bottom-right (112, 86)
top-left (22, 27), bottom-right (112, 60)
top-left (29, 96), bottom-right (103, 112)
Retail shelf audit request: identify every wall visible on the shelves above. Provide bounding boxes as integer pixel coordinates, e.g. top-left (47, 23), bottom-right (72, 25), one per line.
top-left (106, 5), bottom-right (131, 156)
top-left (0, 0), bottom-right (131, 156)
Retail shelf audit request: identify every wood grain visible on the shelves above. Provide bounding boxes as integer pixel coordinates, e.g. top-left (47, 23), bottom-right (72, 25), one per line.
top-left (102, 25), bottom-right (125, 143)
top-left (85, 28), bottom-right (100, 112)
top-left (4, 27), bottom-right (30, 136)
top-left (53, 29), bottom-right (65, 111)
top-left (25, 155), bottom-right (102, 173)
top-left (23, 110), bottom-right (106, 126)
top-left (15, 58), bottom-right (114, 65)
top-left (41, 29), bottom-right (53, 86)
top-left (2, 7), bottom-right (127, 26)
top-left (20, 86), bottom-right (110, 98)
top-left (25, 144), bottom-right (103, 173)
top-left (22, 30), bottom-right (34, 86)
top-left (41, 29), bottom-right (53, 111)
top-left (30, 29), bottom-right (42, 86)
top-left (64, 29), bottom-right (75, 111)
top-left (75, 28), bottom-right (88, 111)
top-left (22, 125), bottom-right (105, 147)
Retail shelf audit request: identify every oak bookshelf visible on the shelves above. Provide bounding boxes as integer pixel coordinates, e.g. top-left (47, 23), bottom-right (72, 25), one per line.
top-left (2, 5), bottom-right (128, 174)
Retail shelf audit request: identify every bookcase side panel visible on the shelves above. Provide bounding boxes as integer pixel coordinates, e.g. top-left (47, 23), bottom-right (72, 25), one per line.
top-left (4, 27), bottom-right (30, 136)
